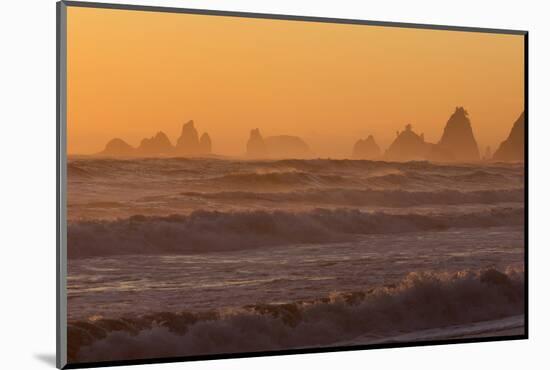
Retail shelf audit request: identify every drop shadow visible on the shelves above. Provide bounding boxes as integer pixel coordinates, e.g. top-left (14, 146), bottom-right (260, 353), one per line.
top-left (34, 353), bottom-right (56, 367)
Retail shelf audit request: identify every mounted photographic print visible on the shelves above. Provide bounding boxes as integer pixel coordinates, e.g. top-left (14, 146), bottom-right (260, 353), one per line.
top-left (57, 1), bottom-right (528, 368)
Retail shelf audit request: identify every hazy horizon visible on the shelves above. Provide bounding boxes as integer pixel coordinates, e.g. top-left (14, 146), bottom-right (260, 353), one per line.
top-left (67, 7), bottom-right (524, 157)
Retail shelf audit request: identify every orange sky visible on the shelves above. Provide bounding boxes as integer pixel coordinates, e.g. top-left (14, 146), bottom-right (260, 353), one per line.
top-left (67, 6), bottom-right (524, 157)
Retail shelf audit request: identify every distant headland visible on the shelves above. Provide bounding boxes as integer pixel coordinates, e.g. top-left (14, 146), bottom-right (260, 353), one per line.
top-left (97, 107), bottom-right (524, 162)
top-left (493, 112), bottom-right (525, 161)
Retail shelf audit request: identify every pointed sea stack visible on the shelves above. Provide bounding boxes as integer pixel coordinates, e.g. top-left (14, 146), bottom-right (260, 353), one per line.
top-left (385, 124), bottom-right (430, 161)
top-left (436, 107), bottom-right (480, 161)
top-left (100, 138), bottom-right (135, 157)
top-left (176, 120), bottom-right (201, 156)
top-left (493, 112), bottom-right (525, 162)
top-left (352, 135), bottom-right (381, 159)
top-left (199, 133), bottom-right (212, 155)
top-left (137, 131), bottom-right (173, 155)
top-left (246, 128), bottom-right (268, 158)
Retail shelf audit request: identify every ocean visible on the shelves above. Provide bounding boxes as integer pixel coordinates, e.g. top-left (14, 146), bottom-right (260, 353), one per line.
top-left (66, 157), bottom-right (525, 362)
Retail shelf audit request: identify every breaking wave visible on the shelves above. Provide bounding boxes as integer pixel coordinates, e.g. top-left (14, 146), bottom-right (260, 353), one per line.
top-left (68, 208), bottom-right (524, 258)
top-left (68, 267), bottom-right (524, 363)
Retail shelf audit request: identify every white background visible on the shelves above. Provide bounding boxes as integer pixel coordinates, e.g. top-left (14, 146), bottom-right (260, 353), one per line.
top-left (0, 0), bottom-right (548, 368)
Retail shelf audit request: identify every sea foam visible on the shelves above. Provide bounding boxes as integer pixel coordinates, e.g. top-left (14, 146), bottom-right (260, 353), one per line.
top-left (69, 267), bottom-right (524, 363)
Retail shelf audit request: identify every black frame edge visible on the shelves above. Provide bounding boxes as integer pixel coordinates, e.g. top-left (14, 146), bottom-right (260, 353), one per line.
top-left (56, 2), bottom-right (61, 368)
top-left (64, 334), bottom-right (527, 369)
top-left (523, 32), bottom-right (529, 339)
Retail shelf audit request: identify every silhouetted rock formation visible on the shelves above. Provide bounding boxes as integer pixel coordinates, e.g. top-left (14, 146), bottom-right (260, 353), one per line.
top-left (137, 131), bottom-right (173, 155)
top-left (436, 107), bottom-right (480, 161)
top-left (101, 138), bottom-right (135, 156)
top-left (246, 130), bottom-right (311, 159)
top-left (493, 112), bottom-right (525, 162)
top-left (173, 120), bottom-right (212, 156)
top-left (199, 133), bottom-right (212, 155)
top-left (385, 124), bottom-right (430, 161)
top-left (246, 129), bottom-right (268, 158)
top-left (264, 135), bottom-right (311, 159)
top-left (99, 119), bottom-right (213, 158)
top-left (176, 120), bottom-right (201, 155)
top-left (352, 135), bottom-right (381, 159)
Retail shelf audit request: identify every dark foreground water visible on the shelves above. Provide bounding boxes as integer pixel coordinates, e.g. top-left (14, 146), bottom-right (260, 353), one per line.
top-left (67, 158), bottom-right (525, 363)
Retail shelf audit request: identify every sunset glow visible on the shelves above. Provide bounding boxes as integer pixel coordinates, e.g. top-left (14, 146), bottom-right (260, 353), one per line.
top-left (67, 7), bottom-right (524, 157)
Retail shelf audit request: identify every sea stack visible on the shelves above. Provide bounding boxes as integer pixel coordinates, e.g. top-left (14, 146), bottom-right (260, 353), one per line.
top-left (436, 107), bottom-right (480, 161)
top-left (264, 135), bottom-right (311, 159)
top-left (493, 112), bottom-right (525, 162)
top-left (385, 124), bottom-right (430, 161)
top-left (100, 138), bottom-right (135, 157)
top-left (176, 120), bottom-right (201, 156)
top-left (352, 135), bottom-right (381, 159)
top-left (199, 133), bottom-right (212, 155)
top-left (137, 131), bottom-right (173, 155)
top-left (246, 128), bottom-right (268, 158)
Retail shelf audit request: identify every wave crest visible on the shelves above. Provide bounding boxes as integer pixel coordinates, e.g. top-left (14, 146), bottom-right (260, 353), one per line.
top-left (69, 267), bottom-right (524, 363)
top-left (68, 208), bottom-right (524, 258)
